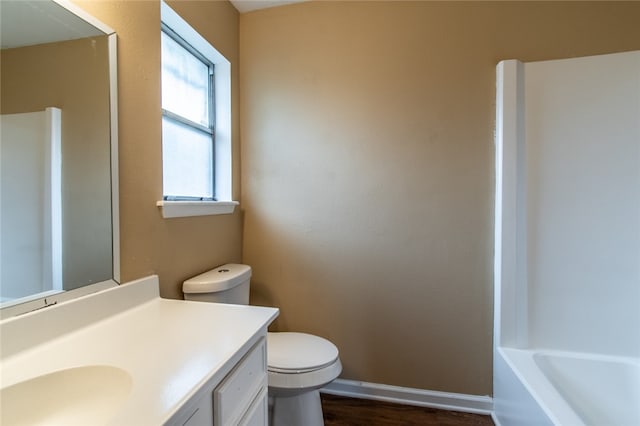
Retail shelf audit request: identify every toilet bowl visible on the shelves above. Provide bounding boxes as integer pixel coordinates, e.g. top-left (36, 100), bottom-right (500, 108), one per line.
top-left (182, 264), bottom-right (341, 426)
top-left (267, 332), bottom-right (341, 426)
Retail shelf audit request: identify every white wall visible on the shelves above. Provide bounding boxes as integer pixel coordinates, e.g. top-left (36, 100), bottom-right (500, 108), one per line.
top-left (525, 51), bottom-right (640, 357)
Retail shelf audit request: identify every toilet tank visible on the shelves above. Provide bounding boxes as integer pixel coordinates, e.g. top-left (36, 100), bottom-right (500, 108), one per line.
top-left (182, 264), bottom-right (251, 305)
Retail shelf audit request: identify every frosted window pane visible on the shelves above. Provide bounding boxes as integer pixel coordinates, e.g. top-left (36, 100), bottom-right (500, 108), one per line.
top-left (161, 32), bottom-right (210, 127)
top-left (162, 117), bottom-right (213, 199)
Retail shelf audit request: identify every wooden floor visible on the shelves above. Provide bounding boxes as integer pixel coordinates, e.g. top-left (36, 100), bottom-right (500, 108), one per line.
top-left (321, 394), bottom-right (494, 426)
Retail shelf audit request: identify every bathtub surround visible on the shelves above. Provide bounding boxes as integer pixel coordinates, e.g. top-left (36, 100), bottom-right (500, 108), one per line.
top-left (66, 0), bottom-right (640, 403)
top-left (493, 51), bottom-right (640, 425)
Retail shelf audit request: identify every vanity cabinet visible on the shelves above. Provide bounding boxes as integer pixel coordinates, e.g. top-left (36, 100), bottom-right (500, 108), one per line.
top-left (182, 337), bottom-right (268, 426)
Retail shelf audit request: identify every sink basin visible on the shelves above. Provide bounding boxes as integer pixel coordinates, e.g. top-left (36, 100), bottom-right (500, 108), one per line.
top-left (1, 365), bottom-right (132, 425)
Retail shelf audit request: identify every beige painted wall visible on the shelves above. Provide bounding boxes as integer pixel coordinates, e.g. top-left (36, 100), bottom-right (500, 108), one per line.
top-left (73, 0), bottom-right (243, 299)
top-left (1, 37), bottom-right (112, 290)
top-left (240, 1), bottom-right (640, 395)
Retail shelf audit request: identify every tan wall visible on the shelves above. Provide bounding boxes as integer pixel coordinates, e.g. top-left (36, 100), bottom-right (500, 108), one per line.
top-left (1, 38), bottom-right (113, 290)
top-left (240, 1), bottom-right (640, 395)
top-left (73, 0), bottom-right (243, 299)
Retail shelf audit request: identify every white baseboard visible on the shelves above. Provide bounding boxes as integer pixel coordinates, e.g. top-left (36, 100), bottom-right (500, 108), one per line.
top-left (321, 378), bottom-right (493, 416)
top-left (491, 412), bottom-right (503, 426)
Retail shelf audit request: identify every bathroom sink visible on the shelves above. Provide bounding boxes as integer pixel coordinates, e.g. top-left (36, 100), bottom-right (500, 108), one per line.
top-left (1, 365), bottom-right (132, 425)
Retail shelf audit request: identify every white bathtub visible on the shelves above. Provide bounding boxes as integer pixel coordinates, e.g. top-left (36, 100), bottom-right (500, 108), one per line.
top-left (496, 348), bottom-right (640, 426)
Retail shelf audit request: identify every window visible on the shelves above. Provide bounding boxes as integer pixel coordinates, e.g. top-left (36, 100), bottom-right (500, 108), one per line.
top-left (158, 1), bottom-right (236, 218)
top-left (162, 27), bottom-right (215, 200)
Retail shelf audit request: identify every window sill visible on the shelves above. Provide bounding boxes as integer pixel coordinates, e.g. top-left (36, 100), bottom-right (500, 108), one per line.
top-left (156, 200), bottom-right (239, 218)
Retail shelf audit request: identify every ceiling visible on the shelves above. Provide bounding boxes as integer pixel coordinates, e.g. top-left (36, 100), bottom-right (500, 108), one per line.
top-left (230, 0), bottom-right (308, 13)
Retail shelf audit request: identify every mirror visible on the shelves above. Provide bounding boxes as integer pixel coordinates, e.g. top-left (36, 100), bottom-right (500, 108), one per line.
top-left (0, 0), bottom-right (119, 317)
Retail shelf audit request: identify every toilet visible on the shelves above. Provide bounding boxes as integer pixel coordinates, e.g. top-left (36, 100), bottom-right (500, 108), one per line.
top-left (182, 264), bottom-right (342, 426)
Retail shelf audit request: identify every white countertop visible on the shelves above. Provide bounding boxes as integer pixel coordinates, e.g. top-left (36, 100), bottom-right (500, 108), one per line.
top-left (0, 275), bottom-right (279, 425)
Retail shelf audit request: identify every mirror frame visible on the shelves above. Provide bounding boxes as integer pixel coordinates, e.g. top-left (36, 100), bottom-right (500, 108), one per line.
top-left (0, 0), bottom-right (119, 319)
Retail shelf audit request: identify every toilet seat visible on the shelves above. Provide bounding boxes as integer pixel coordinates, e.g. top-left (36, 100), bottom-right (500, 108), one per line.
top-left (267, 332), bottom-right (342, 390)
top-left (267, 332), bottom-right (339, 374)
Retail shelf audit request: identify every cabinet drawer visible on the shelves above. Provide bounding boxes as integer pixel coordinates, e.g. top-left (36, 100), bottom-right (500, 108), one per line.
top-left (214, 338), bottom-right (267, 425)
top-left (239, 387), bottom-right (267, 426)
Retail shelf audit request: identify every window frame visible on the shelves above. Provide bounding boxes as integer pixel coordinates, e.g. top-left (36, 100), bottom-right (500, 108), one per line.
top-left (161, 23), bottom-right (217, 201)
top-left (157, 1), bottom-right (237, 218)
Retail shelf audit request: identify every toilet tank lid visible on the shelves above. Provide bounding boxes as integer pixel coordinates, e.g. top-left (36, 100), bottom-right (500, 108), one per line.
top-left (182, 264), bottom-right (251, 293)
